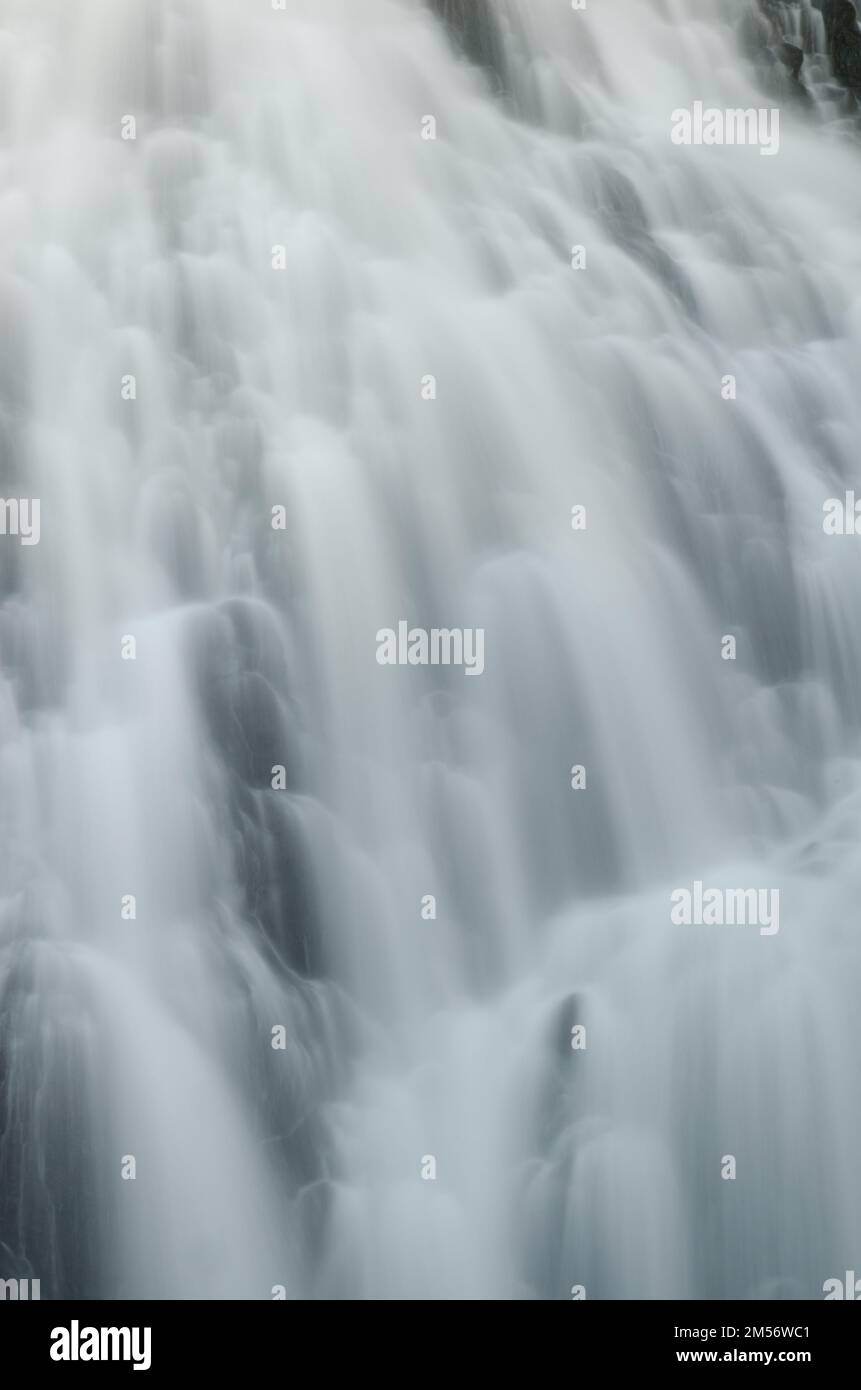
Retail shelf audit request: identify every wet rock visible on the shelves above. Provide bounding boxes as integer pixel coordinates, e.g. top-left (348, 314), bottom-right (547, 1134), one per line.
top-left (428, 0), bottom-right (508, 94)
top-left (592, 164), bottom-right (697, 318)
top-left (817, 0), bottom-right (861, 89)
top-left (833, 24), bottom-right (861, 87)
top-left (185, 601), bottom-right (292, 790)
top-left (820, 0), bottom-right (858, 41)
top-left (777, 41), bottom-right (804, 79)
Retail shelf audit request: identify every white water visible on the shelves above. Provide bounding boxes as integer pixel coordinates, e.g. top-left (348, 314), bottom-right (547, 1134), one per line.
top-left (1, 0), bottom-right (860, 1299)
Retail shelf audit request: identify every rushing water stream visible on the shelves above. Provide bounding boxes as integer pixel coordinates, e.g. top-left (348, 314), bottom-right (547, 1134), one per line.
top-left (1, 0), bottom-right (860, 1300)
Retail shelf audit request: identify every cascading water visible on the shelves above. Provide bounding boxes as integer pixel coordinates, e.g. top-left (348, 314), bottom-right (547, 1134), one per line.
top-left (1, 0), bottom-right (860, 1301)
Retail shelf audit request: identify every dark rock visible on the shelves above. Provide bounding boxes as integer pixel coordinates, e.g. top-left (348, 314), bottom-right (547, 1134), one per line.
top-left (427, 0), bottom-right (508, 94)
top-left (833, 23), bottom-right (861, 86)
top-left (808, 0), bottom-right (861, 91)
top-left (820, 0), bottom-right (858, 39)
top-left (593, 164), bottom-right (698, 318)
top-left (748, 6), bottom-right (809, 100)
top-left (777, 41), bottom-right (804, 79)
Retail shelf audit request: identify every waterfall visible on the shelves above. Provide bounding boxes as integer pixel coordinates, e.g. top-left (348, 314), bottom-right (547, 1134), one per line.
top-left (1, 0), bottom-right (860, 1301)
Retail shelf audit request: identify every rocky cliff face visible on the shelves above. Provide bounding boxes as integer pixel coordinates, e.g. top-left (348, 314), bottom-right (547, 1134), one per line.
top-left (749, 0), bottom-right (861, 111)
